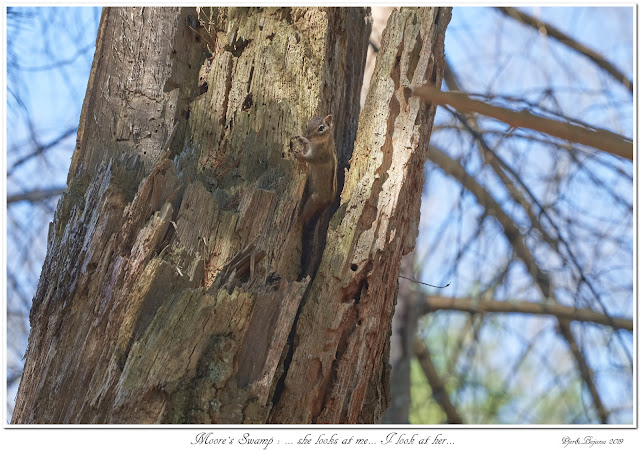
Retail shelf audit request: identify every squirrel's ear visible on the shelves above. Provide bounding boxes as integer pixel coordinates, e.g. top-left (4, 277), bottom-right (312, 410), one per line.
top-left (324, 114), bottom-right (333, 127)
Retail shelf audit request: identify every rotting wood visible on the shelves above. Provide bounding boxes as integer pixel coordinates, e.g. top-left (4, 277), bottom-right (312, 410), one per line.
top-left (269, 7), bottom-right (451, 424)
top-left (12, 7), bottom-right (372, 424)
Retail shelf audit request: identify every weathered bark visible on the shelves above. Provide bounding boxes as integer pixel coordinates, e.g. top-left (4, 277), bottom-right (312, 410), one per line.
top-left (12, 6), bottom-right (449, 424)
top-left (270, 8), bottom-right (451, 423)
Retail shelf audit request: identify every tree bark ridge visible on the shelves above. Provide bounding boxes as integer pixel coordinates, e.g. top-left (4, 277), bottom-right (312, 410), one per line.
top-left (270, 7), bottom-right (451, 424)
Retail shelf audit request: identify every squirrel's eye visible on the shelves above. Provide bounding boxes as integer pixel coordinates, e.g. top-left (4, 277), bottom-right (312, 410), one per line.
top-left (318, 125), bottom-right (324, 132)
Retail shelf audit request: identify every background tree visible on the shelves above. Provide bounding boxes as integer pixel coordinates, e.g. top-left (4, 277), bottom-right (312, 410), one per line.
top-left (379, 7), bottom-right (633, 424)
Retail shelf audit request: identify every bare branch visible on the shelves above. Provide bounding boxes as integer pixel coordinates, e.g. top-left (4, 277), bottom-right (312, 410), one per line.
top-left (16, 42), bottom-right (95, 72)
top-left (414, 85), bottom-right (633, 161)
top-left (496, 7), bottom-right (633, 94)
top-left (8, 126), bottom-right (77, 177)
top-left (439, 59), bottom-right (627, 332)
top-left (559, 318), bottom-right (608, 422)
top-left (429, 145), bottom-right (552, 295)
top-left (413, 339), bottom-right (464, 424)
top-left (422, 295), bottom-right (632, 332)
top-left (7, 187), bottom-right (66, 205)
top-left (428, 145), bottom-right (609, 423)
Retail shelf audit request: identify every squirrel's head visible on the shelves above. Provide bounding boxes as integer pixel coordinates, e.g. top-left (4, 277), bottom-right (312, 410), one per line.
top-left (305, 114), bottom-right (333, 142)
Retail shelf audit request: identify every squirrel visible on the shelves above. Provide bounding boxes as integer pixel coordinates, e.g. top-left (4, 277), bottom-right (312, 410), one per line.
top-left (292, 114), bottom-right (337, 224)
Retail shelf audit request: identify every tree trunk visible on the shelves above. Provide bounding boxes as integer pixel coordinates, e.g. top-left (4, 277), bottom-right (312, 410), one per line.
top-left (12, 6), bottom-right (450, 424)
top-left (381, 254), bottom-right (418, 424)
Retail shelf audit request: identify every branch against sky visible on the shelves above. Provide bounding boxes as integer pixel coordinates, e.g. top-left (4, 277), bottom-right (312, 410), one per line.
top-left (495, 7), bottom-right (633, 94)
top-left (413, 6), bottom-right (631, 424)
top-left (7, 187), bottom-right (67, 205)
top-left (414, 85), bottom-right (633, 161)
top-left (421, 295), bottom-right (632, 332)
top-left (6, 7), bottom-right (101, 421)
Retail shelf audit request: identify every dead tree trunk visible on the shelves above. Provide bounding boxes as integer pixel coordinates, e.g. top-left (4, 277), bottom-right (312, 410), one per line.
top-left (270, 8), bottom-right (451, 423)
top-left (12, 6), bottom-right (450, 424)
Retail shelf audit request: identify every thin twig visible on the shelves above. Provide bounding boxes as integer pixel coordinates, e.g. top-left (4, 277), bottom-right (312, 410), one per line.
top-left (398, 275), bottom-right (450, 289)
top-left (7, 187), bottom-right (66, 204)
top-left (496, 7), bottom-right (632, 93)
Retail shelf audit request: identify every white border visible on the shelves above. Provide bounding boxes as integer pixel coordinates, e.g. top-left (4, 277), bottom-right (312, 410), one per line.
top-left (1, 2), bottom-right (637, 449)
